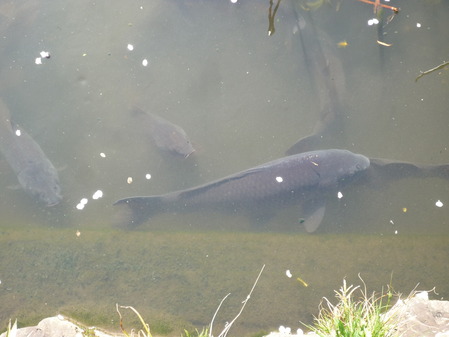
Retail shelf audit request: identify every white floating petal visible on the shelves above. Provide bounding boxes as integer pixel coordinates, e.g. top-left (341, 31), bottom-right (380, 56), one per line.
top-left (40, 51), bottom-right (50, 58)
top-left (92, 190), bottom-right (103, 200)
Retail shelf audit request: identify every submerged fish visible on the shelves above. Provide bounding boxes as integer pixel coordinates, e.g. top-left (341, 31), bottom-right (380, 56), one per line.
top-left (132, 107), bottom-right (195, 158)
top-left (0, 100), bottom-right (62, 206)
top-left (114, 149), bottom-right (370, 232)
top-left (360, 157), bottom-right (449, 186)
top-left (286, 7), bottom-right (346, 155)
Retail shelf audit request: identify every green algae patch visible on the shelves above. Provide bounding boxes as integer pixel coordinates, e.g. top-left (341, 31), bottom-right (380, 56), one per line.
top-left (1, 227), bottom-right (449, 336)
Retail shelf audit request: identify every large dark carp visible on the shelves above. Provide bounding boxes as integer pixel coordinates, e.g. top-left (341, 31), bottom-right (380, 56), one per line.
top-left (0, 100), bottom-right (62, 206)
top-left (114, 149), bottom-right (370, 232)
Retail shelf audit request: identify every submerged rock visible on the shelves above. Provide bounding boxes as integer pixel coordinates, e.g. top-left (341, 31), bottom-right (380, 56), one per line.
top-left (387, 291), bottom-right (449, 337)
top-left (0, 316), bottom-right (118, 337)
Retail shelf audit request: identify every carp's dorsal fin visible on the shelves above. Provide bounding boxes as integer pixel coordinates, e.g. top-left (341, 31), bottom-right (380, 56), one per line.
top-left (301, 198), bottom-right (326, 233)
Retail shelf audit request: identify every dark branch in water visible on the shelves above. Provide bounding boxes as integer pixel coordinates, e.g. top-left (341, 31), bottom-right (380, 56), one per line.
top-left (267, 0), bottom-right (282, 36)
top-left (356, 0), bottom-right (399, 14)
top-left (415, 60), bottom-right (449, 82)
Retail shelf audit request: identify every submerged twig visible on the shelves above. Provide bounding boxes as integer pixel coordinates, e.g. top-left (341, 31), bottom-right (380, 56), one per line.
top-left (268, 0), bottom-right (282, 36)
top-left (209, 293), bottom-right (231, 337)
top-left (209, 264), bottom-right (266, 337)
top-left (356, 0), bottom-right (399, 14)
top-left (116, 304), bottom-right (153, 337)
top-left (415, 60), bottom-right (449, 82)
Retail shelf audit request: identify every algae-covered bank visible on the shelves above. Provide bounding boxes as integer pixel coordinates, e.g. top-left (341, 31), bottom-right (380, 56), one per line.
top-left (1, 227), bottom-right (449, 336)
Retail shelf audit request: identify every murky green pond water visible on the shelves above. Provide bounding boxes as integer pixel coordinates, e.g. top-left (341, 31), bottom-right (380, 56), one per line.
top-left (1, 0), bottom-right (448, 336)
top-left (2, 227), bottom-right (449, 336)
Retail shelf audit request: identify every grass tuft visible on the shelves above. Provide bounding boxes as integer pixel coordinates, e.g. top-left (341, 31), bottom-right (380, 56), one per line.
top-left (183, 328), bottom-right (209, 337)
top-left (4, 320), bottom-right (17, 337)
top-left (305, 276), bottom-right (399, 337)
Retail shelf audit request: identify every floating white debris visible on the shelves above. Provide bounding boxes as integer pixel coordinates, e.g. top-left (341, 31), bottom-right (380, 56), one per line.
top-left (145, 173), bottom-right (151, 180)
top-left (100, 152), bottom-right (106, 158)
top-left (40, 51), bottom-right (50, 59)
top-left (279, 326), bottom-right (291, 334)
top-left (390, 219), bottom-right (394, 225)
top-left (127, 44), bottom-right (134, 51)
top-left (92, 190), bottom-right (103, 200)
top-left (35, 51), bottom-right (50, 65)
top-left (15, 129), bottom-right (21, 136)
top-left (416, 22), bottom-right (421, 28)
top-left (337, 191), bottom-right (343, 199)
top-left (394, 230), bottom-right (398, 235)
top-left (76, 198), bottom-right (88, 210)
top-left (127, 177), bottom-right (133, 184)
top-left (142, 58), bottom-right (148, 67)
top-left (436, 200), bottom-right (443, 208)
top-left (230, 0), bottom-right (238, 3)
top-left (276, 176), bottom-right (283, 183)
top-left (266, 327), bottom-right (308, 337)
top-left (368, 18), bottom-right (379, 26)
top-left (286, 270), bottom-right (292, 278)
top-left (76, 230), bottom-right (81, 237)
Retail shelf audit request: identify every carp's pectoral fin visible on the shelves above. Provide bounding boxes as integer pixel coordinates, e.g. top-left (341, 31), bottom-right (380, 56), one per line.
top-left (301, 199), bottom-right (326, 233)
